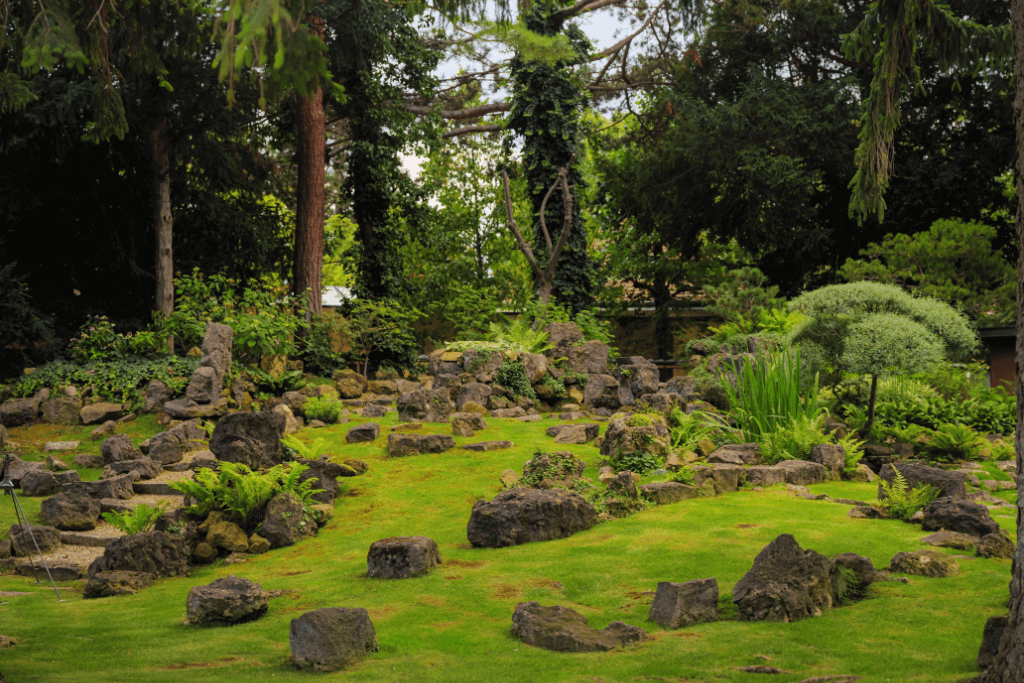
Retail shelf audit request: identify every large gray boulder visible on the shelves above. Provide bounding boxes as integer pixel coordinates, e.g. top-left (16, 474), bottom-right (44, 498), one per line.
top-left (599, 415), bottom-right (669, 459)
top-left (978, 615), bottom-right (1008, 671)
top-left (102, 458), bottom-right (162, 481)
top-left (920, 499), bottom-right (1001, 538)
top-left (346, 423), bottom-right (380, 444)
top-left (567, 340), bottom-right (610, 375)
top-left (0, 397), bottom-right (40, 427)
top-left (40, 492), bottom-right (101, 531)
top-left (809, 444), bottom-right (846, 475)
top-left (80, 402), bottom-right (122, 425)
top-left (463, 350), bottom-right (505, 383)
top-left (64, 473), bottom-right (136, 500)
top-left (543, 322), bottom-right (583, 359)
top-left (732, 534), bottom-right (837, 622)
top-left (511, 601), bottom-right (648, 652)
top-left (88, 530), bottom-right (193, 578)
top-left (184, 323), bottom-right (233, 405)
top-left (776, 460), bottom-right (828, 486)
top-left (397, 387), bottom-right (454, 423)
top-left (143, 380), bottom-right (175, 413)
top-left (457, 383), bottom-right (492, 412)
top-left (84, 570), bottom-right (155, 598)
top-left (9, 523), bottom-right (62, 555)
top-left (3, 456), bottom-right (44, 487)
top-left (467, 488), bottom-right (597, 548)
top-left (260, 492), bottom-right (317, 548)
top-left (639, 482), bottom-right (700, 505)
top-left (386, 433), bottom-right (455, 457)
top-left (186, 575), bottom-right (269, 625)
top-left (366, 536), bottom-right (442, 579)
top-left (290, 607), bottom-right (379, 672)
top-left (614, 357), bottom-right (660, 406)
top-left (889, 550), bottom-right (959, 578)
top-left (40, 397), bottom-right (82, 425)
top-left (294, 457), bottom-right (351, 505)
top-left (648, 578), bottom-right (719, 628)
top-left (878, 462), bottom-right (966, 500)
top-left (100, 434), bottom-right (143, 464)
top-left (210, 411), bottom-right (285, 470)
top-left (522, 353), bottom-right (549, 384)
top-left (583, 374), bottom-right (620, 409)
top-left (19, 470), bottom-right (60, 497)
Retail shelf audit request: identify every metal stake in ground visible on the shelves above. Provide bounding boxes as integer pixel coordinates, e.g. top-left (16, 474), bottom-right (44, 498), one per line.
top-left (0, 454), bottom-right (63, 601)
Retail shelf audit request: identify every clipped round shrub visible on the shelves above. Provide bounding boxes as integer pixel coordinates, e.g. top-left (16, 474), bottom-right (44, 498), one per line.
top-left (303, 396), bottom-right (343, 425)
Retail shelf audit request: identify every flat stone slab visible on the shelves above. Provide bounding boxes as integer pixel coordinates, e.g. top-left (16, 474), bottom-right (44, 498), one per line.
top-left (132, 482), bottom-right (183, 496)
top-left (462, 441), bottom-right (514, 452)
top-left (16, 560), bottom-right (86, 582)
top-left (61, 532), bottom-right (117, 548)
top-left (162, 397), bottom-right (228, 420)
top-left (44, 441), bottom-right (80, 452)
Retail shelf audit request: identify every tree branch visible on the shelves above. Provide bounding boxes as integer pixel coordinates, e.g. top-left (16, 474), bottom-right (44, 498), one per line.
top-left (552, 0), bottom-right (627, 22)
top-left (543, 167), bottom-right (575, 283)
top-left (402, 101), bottom-right (511, 120)
top-left (442, 123), bottom-right (504, 139)
top-left (500, 171), bottom-right (544, 280)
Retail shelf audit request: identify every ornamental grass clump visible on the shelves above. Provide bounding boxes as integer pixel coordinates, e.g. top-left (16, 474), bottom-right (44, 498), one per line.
top-left (716, 346), bottom-right (823, 444)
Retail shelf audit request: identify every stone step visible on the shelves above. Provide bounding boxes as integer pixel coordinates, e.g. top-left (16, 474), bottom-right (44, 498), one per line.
top-left (16, 560), bottom-right (85, 582)
top-left (61, 532), bottom-right (117, 548)
top-left (132, 482), bottom-right (184, 496)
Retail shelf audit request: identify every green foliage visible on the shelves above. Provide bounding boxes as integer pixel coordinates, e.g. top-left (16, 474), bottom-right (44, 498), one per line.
top-left (671, 467), bottom-right (697, 487)
top-left (878, 467), bottom-right (941, 521)
top-left (703, 267), bottom-right (785, 337)
top-left (836, 434), bottom-right (866, 473)
top-left (519, 450), bottom-right (579, 489)
top-left (487, 318), bottom-right (552, 355)
top-left (922, 423), bottom-right (987, 462)
top-left (299, 313), bottom-right (349, 377)
top-left (10, 356), bottom-right (199, 412)
top-left (243, 366), bottom-right (304, 396)
top-left (506, 9), bottom-right (595, 315)
top-left (0, 259), bottom-right (54, 378)
top-left (667, 408), bottom-right (719, 451)
top-left (987, 439), bottom-right (1015, 462)
top-left (341, 299), bottom-right (420, 374)
top-left (759, 414), bottom-right (828, 465)
top-left (717, 348), bottom-right (822, 443)
top-left (610, 449), bottom-right (662, 475)
top-left (303, 396), bottom-right (343, 425)
top-left (876, 376), bottom-right (938, 404)
top-left (920, 361), bottom-right (996, 401)
top-left (541, 374), bottom-right (565, 397)
top-left (156, 270), bottom-right (307, 364)
top-left (101, 503), bottom-right (167, 535)
top-left (835, 565), bottom-right (863, 605)
top-left (627, 414), bottom-right (653, 427)
top-left (169, 461), bottom-right (322, 532)
top-left (840, 219), bottom-right (1015, 325)
top-left (494, 360), bottom-right (537, 400)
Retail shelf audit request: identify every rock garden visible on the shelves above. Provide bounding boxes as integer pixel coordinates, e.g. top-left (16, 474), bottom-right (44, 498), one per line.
top-left (0, 298), bottom-right (1019, 683)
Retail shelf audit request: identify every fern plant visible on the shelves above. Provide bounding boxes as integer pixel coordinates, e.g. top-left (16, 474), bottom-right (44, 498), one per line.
top-left (487, 318), bottom-right (552, 354)
top-left (835, 433), bottom-right (866, 473)
top-left (922, 423), bottom-right (986, 462)
top-left (759, 414), bottom-right (828, 465)
top-left (667, 407), bottom-right (718, 451)
top-left (878, 467), bottom-right (940, 521)
top-left (170, 461), bottom-right (324, 531)
top-left (101, 502), bottom-right (168, 535)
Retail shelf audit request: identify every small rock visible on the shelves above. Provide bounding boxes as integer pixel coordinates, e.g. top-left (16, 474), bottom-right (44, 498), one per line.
top-left (84, 571), bottom-right (154, 599)
top-left (977, 532), bottom-right (1015, 559)
top-left (500, 469), bottom-right (520, 487)
top-left (888, 550), bottom-right (959, 577)
top-left (366, 536), bottom-right (442, 579)
top-left (73, 454), bottom-right (106, 469)
top-left (920, 531), bottom-right (979, 551)
top-left (46, 455), bottom-right (70, 471)
top-left (290, 607), bottom-right (379, 672)
top-left (248, 535), bottom-right (271, 554)
top-left (848, 506), bottom-right (890, 520)
top-left (19, 470), bottom-right (61, 497)
top-left (462, 441), bottom-right (513, 452)
top-left (511, 601), bottom-right (648, 652)
top-left (639, 482), bottom-right (699, 505)
top-left (185, 575), bottom-right (270, 625)
top-left (647, 578), bottom-right (718, 628)
top-left (43, 441), bottom-right (79, 452)
top-left (90, 420), bottom-right (118, 441)
top-left (345, 423), bottom-right (380, 444)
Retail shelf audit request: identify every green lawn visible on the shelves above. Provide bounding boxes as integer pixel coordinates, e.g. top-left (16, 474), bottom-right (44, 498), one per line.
top-left (0, 412), bottom-right (1013, 682)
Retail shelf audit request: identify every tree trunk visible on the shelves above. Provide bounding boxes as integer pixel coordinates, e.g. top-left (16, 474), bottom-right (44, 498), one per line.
top-left (864, 374), bottom-right (878, 437)
top-left (293, 17), bottom-right (326, 321)
top-left (978, 1), bottom-right (1024, 679)
top-left (151, 116), bottom-right (174, 353)
top-left (651, 269), bottom-right (673, 360)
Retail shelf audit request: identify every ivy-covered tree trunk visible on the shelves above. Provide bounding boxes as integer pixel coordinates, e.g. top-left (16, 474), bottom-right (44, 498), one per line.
top-left (294, 74), bottom-right (326, 319)
top-left (507, 10), bottom-right (595, 315)
top-left (651, 275), bottom-right (673, 360)
top-left (976, 3), bottom-right (1024, 679)
top-left (151, 116), bottom-right (174, 324)
top-left (349, 72), bottom-right (405, 301)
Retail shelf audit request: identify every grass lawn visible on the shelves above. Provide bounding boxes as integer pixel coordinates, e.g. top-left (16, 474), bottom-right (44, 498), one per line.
top-left (0, 412), bottom-right (1015, 682)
